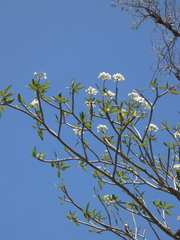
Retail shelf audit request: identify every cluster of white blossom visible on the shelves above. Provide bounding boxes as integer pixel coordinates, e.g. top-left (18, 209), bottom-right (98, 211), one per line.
top-left (147, 123), bottom-right (158, 132)
top-left (85, 86), bottom-right (98, 96)
top-left (104, 195), bottom-right (116, 205)
top-left (98, 72), bottom-right (111, 81)
top-left (128, 92), bottom-right (152, 110)
top-left (104, 90), bottom-right (115, 100)
top-left (85, 100), bottom-right (96, 108)
top-left (98, 72), bottom-right (125, 82)
top-left (112, 73), bottom-right (125, 82)
top-left (174, 131), bottom-right (180, 139)
top-left (34, 71), bottom-right (47, 80)
top-left (30, 99), bottom-right (39, 108)
top-left (73, 128), bottom-right (84, 135)
top-left (173, 164), bottom-right (180, 173)
top-left (97, 124), bottom-right (108, 133)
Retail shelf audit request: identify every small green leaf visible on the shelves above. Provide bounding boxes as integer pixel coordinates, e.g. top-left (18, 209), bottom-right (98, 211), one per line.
top-left (66, 214), bottom-right (72, 220)
top-left (37, 129), bottom-right (44, 140)
top-left (17, 93), bottom-right (24, 103)
top-left (4, 85), bottom-right (12, 94)
top-left (30, 147), bottom-right (37, 157)
top-left (165, 210), bottom-right (172, 216)
top-left (61, 165), bottom-right (70, 170)
top-left (169, 90), bottom-right (180, 95)
top-left (5, 98), bottom-right (14, 104)
top-left (82, 166), bottom-right (88, 172)
top-left (1, 106), bottom-right (6, 112)
top-left (98, 180), bottom-right (102, 190)
top-left (57, 170), bottom-right (61, 178)
top-left (86, 202), bottom-right (90, 213)
top-left (114, 204), bottom-right (119, 211)
top-left (74, 222), bottom-right (80, 226)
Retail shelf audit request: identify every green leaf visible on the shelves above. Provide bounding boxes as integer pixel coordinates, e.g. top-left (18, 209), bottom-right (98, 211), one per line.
top-left (61, 165), bottom-right (70, 170)
top-left (66, 214), bottom-right (72, 220)
top-left (28, 83), bottom-right (37, 90)
top-left (30, 147), bottom-right (37, 157)
top-left (17, 93), bottom-right (24, 103)
top-left (1, 106), bottom-right (6, 112)
top-left (165, 205), bottom-right (174, 209)
top-left (86, 202), bottom-right (90, 213)
top-left (5, 98), bottom-right (14, 104)
top-left (165, 210), bottom-right (172, 216)
top-left (37, 129), bottom-right (44, 140)
top-left (82, 166), bottom-right (88, 172)
top-left (169, 90), bottom-right (180, 95)
top-left (57, 170), bottom-right (61, 178)
top-left (113, 204), bottom-right (119, 211)
top-left (4, 85), bottom-right (12, 94)
top-left (71, 77), bottom-right (75, 87)
top-left (42, 97), bottom-right (51, 101)
top-left (79, 111), bottom-right (86, 121)
top-left (74, 222), bottom-right (80, 226)
top-left (98, 180), bottom-right (102, 190)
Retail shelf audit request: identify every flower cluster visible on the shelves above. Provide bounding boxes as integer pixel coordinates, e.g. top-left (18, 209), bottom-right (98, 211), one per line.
top-left (34, 71), bottom-right (47, 80)
top-left (173, 164), bottom-right (180, 173)
top-left (85, 100), bottom-right (96, 108)
top-left (73, 128), bottom-right (84, 135)
top-left (97, 124), bottom-right (108, 133)
top-left (98, 72), bottom-right (111, 81)
top-left (85, 86), bottom-right (98, 96)
top-left (174, 131), bottom-right (180, 139)
top-left (30, 99), bottom-right (39, 108)
top-left (104, 195), bottom-right (116, 205)
top-left (147, 123), bottom-right (158, 132)
top-left (104, 90), bottom-right (115, 100)
top-left (128, 92), bottom-right (152, 110)
top-left (112, 73), bottom-right (125, 82)
top-left (98, 72), bottom-right (125, 82)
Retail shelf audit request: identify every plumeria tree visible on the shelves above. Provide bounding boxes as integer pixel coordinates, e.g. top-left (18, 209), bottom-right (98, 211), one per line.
top-left (1, 0), bottom-right (180, 240)
top-left (0, 71), bottom-right (180, 239)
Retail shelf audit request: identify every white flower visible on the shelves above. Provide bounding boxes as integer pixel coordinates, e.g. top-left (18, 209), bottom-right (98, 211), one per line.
top-left (104, 195), bottom-right (116, 205)
top-left (174, 131), bottom-right (180, 139)
top-left (147, 123), bottom-right (158, 132)
top-left (97, 124), bottom-right (108, 133)
top-left (34, 71), bottom-right (47, 80)
top-left (128, 92), bottom-right (139, 101)
top-left (128, 92), bottom-right (152, 110)
top-left (177, 216), bottom-right (180, 221)
top-left (85, 100), bottom-right (96, 108)
top-left (85, 87), bottom-right (98, 96)
top-left (136, 96), bottom-right (145, 104)
top-left (31, 99), bottom-right (39, 108)
top-left (73, 128), bottom-right (84, 135)
top-left (112, 73), bottom-right (125, 82)
top-left (98, 72), bottom-right (111, 81)
top-left (104, 90), bottom-right (115, 100)
top-left (142, 100), bottom-right (152, 110)
top-left (173, 164), bottom-right (180, 173)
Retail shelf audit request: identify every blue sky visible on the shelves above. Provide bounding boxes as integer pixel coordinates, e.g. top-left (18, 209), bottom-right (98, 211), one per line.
top-left (0, 0), bottom-right (179, 239)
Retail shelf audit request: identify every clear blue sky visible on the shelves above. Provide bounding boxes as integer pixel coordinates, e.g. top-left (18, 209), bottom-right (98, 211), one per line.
top-left (0, 0), bottom-right (179, 239)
